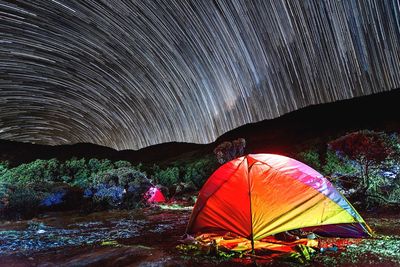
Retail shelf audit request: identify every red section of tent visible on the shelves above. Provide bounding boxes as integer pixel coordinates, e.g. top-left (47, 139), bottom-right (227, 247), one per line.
top-left (145, 186), bottom-right (166, 203)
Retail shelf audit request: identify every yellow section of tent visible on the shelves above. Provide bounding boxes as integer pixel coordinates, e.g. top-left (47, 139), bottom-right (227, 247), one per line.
top-left (249, 163), bottom-right (358, 240)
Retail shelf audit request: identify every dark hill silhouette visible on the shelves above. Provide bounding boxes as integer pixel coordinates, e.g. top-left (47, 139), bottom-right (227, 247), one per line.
top-left (216, 88), bottom-right (400, 156)
top-left (0, 139), bottom-right (206, 167)
top-left (1, 88), bottom-right (399, 166)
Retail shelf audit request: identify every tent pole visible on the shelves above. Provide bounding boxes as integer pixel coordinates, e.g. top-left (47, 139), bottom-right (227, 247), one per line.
top-left (247, 156), bottom-right (255, 255)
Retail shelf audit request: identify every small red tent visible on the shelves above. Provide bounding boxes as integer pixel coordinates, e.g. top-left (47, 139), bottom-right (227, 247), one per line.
top-left (145, 186), bottom-right (166, 203)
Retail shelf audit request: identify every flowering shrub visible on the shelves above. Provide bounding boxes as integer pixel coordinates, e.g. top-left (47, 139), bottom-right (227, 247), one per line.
top-left (40, 191), bottom-right (66, 207)
top-left (92, 184), bottom-right (125, 207)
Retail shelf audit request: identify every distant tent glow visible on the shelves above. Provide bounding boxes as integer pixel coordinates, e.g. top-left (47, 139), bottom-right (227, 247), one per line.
top-left (187, 154), bottom-right (372, 241)
top-left (145, 186), bottom-right (166, 203)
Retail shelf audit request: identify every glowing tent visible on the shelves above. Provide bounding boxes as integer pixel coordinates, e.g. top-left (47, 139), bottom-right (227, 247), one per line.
top-left (144, 186), bottom-right (166, 203)
top-left (187, 154), bottom-right (372, 243)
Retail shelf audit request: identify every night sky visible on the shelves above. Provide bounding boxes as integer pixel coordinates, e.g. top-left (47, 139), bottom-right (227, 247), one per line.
top-left (1, 0), bottom-right (400, 150)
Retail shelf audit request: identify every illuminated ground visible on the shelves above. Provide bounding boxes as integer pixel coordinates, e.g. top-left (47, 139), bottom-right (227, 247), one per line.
top-left (0, 207), bottom-right (399, 266)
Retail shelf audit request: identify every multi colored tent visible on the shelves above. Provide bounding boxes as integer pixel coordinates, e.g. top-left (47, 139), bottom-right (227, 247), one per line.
top-left (144, 186), bottom-right (166, 203)
top-left (187, 154), bottom-right (372, 244)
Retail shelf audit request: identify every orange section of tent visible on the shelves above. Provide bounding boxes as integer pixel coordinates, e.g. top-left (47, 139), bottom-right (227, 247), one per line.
top-left (189, 157), bottom-right (251, 237)
top-left (249, 162), bottom-right (357, 240)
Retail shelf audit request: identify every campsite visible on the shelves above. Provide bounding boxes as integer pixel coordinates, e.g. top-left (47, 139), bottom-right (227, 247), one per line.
top-left (0, 202), bottom-right (399, 266)
top-left (1, 0), bottom-right (400, 266)
top-left (1, 126), bottom-right (400, 266)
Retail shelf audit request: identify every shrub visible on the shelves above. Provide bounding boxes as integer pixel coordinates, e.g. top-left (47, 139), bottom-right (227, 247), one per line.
top-left (91, 167), bottom-right (152, 207)
top-left (328, 130), bottom-right (395, 190)
top-left (296, 150), bottom-right (321, 170)
top-left (0, 161), bottom-right (9, 175)
top-left (322, 150), bottom-right (358, 177)
top-left (113, 160), bottom-right (132, 168)
top-left (1, 159), bottom-right (62, 185)
top-left (94, 167), bottom-right (150, 188)
top-left (214, 138), bottom-right (246, 164)
top-left (182, 157), bottom-right (219, 188)
top-left (154, 167), bottom-right (180, 188)
top-left (63, 158), bottom-right (91, 187)
top-left (92, 184), bottom-right (125, 208)
top-left (40, 191), bottom-right (66, 207)
top-left (322, 131), bottom-right (400, 209)
top-left (6, 186), bottom-right (42, 219)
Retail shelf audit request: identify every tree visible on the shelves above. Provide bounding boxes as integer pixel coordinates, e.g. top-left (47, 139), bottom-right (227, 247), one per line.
top-left (214, 138), bottom-right (246, 164)
top-left (328, 130), bottom-right (395, 190)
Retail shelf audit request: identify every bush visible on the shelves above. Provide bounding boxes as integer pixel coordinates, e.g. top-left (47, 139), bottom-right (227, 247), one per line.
top-left (41, 191), bottom-right (66, 207)
top-left (92, 184), bottom-right (125, 208)
top-left (0, 161), bottom-right (9, 175)
top-left (0, 158), bottom-right (148, 218)
top-left (296, 150), bottom-right (321, 170)
top-left (63, 158), bottom-right (91, 187)
top-left (322, 150), bottom-right (358, 178)
top-left (1, 159), bottom-right (62, 185)
top-left (94, 167), bottom-right (150, 188)
top-left (321, 131), bottom-right (400, 209)
top-left (6, 186), bottom-right (42, 219)
top-left (90, 167), bottom-right (152, 208)
top-left (214, 138), bottom-right (246, 164)
top-left (182, 157), bottom-right (219, 188)
top-left (114, 160), bottom-right (132, 169)
top-left (328, 130), bottom-right (396, 190)
top-left (154, 167), bottom-right (180, 188)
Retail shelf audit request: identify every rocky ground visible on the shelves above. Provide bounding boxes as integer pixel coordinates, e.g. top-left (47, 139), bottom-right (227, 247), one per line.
top-left (0, 206), bottom-right (399, 266)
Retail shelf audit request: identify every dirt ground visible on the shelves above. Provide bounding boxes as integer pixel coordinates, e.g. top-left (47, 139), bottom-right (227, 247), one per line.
top-left (0, 207), bottom-right (399, 266)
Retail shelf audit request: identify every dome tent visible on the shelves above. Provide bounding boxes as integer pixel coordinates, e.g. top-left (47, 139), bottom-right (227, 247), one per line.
top-left (186, 154), bottom-right (371, 246)
top-left (144, 186), bottom-right (166, 203)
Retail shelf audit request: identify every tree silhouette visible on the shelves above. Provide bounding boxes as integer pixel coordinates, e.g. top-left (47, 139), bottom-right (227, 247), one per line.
top-left (328, 130), bottom-right (395, 190)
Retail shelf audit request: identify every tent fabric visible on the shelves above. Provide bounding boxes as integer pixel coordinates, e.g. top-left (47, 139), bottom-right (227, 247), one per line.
top-left (145, 186), bottom-right (166, 203)
top-left (194, 232), bottom-right (318, 253)
top-left (187, 154), bottom-right (372, 241)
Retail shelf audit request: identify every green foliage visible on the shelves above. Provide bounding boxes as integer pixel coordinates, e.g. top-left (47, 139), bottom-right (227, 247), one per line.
top-left (6, 186), bottom-right (42, 218)
top-left (63, 158), bottom-right (90, 187)
top-left (182, 157), bottom-right (218, 188)
top-left (0, 157), bottom-right (139, 218)
top-left (154, 167), bottom-right (180, 188)
top-left (0, 159), bottom-right (62, 185)
top-left (150, 156), bottom-right (218, 191)
top-left (329, 130), bottom-right (396, 190)
top-left (296, 149), bottom-right (321, 170)
top-left (322, 150), bottom-right (358, 177)
top-left (94, 167), bottom-right (149, 188)
top-left (87, 158), bottom-right (113, 174)
top-left (114, 160), bottom-right (132, 169)
top-left (388, 186), bottom-right (400, 203)
top-left (0, 161), bottom-right (9, 172)
top-left (0, 157), bottom-right (137, 190)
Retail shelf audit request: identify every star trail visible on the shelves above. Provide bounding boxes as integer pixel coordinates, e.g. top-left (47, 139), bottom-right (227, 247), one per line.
top-left (1, 0), bottom-right (400, 150)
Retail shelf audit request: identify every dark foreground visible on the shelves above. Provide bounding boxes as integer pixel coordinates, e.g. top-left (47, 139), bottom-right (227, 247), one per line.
top-left (0, 207), bottom-right (399, 267)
